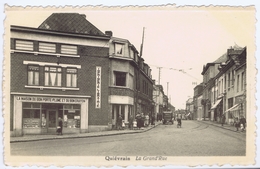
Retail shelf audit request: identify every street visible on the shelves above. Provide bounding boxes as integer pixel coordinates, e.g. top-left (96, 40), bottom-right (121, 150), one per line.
top-left (10, 120), bottom-right (246, 156)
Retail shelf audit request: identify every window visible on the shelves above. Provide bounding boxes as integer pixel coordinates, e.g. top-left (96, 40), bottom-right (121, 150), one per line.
top-left (28, 65), bottom-right (39, 85)
top-left (22, 103), bottom-right (41, 128)
top-left (228, 73), bottom-right (230, 87)
top-left (130, 48), bottom-right (134, 59)
top-left (114, 71), bottom-right (126, 86)
top-left (237, 75), bottom-right (240, 92)
top-left (61, 45), bottom-right (77, 55)
top-left (115, 43), bottom-right (124, 55)
top-left (44, 67), bottom-right (62, 86)
top-left (62, 104), bottom-right (81, 128)
top-left (66, 68), bottom-right (77, 87)
top-left (15, 40), bottom-right (33, 51)
top-left (39, 42), bottom-right (56, 53)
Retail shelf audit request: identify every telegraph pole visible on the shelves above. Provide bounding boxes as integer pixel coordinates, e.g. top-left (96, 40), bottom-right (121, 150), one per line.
top-left (158, 67), bottom-right (162, 85)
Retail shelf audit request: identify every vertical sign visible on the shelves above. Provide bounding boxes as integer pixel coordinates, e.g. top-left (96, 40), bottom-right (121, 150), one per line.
top-left (96, 66), bottom-right (101, 108)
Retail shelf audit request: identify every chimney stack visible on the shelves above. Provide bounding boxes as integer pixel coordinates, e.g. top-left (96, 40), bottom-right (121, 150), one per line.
top-left (105, 31), bottom-right (113, 37)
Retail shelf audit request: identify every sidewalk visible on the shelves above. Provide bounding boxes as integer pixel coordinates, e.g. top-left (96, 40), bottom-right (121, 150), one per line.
top-left (10, 122), bottom-right (162, 143)
top-left (197, 120), bottom-right (247, 133)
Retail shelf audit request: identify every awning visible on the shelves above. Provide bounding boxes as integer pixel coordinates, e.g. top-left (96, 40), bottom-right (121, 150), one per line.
top-left (210, 99), bottom-right (222, 110)
top-left (225, 104), bottom-right (240, 113)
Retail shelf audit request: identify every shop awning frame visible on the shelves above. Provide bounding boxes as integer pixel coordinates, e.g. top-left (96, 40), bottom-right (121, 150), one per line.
top-left (210, 99), bottom-right (222, 110)
top-left (225, 104), bottom-right (240, 113)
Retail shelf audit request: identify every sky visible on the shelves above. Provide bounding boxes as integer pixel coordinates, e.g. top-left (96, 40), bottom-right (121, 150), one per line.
top-left (5, 6), bottom-right (255, 110)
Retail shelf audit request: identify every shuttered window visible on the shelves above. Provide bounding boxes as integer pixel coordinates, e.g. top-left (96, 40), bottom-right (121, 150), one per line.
top-left (15, 40), bottom-right (33, 51)
top-left (39, 42), bottom-right (56, 53)
top-left (61, 45), bottom-right (77, 55)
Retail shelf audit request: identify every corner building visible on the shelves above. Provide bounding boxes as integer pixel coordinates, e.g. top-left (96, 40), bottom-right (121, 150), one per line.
top-left (10, 13), bottom-right (111, 136)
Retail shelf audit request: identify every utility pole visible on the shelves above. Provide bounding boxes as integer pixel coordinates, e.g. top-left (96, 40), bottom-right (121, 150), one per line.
top-left (158, 67), bottom-right (162, 85)
top-left (136, 27), bottom-right (145, 116)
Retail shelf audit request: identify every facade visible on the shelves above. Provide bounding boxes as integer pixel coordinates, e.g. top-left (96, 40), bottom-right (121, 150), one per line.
top-left (193, 83), bottom-right (203, 120)
top-left (200, 45), bottom-right (246, 124)
top-left (108, 36), bottom-right (153, 128)
top-left (153, 85), bottom-right (165, 120)
top-left (10, 13), bottom-right (154, 136)
top-left (185, 98), bottom-right (193, 119)
top-left (10, 14), bottom-right (111, 136)
top-left (217, 46), bottom-right (247, 124)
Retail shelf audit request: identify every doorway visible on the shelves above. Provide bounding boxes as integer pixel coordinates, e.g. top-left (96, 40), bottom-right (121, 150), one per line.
top-left (47, 110), bottom-right (57, 133)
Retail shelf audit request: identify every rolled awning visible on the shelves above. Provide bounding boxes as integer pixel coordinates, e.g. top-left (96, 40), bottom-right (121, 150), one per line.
top-left (210, 99), bottom-right (222, 110)
top-left (225, 104), bottom-right (240, 113)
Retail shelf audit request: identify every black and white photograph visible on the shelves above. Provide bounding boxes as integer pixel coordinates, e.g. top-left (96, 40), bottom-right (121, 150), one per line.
top-left (2, 2), bottom-right (258, 168)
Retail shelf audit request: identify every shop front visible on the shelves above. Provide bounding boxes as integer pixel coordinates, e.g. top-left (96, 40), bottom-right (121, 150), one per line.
top-left (11, 94), bottom-right (90, 136)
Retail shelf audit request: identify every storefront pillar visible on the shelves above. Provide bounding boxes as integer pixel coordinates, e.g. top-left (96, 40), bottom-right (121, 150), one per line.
top-left (124, 105), bottom-right (128, 123)
top-left (80, 99), bottom-right (88, 133)
top-left (14, 97), bottom-right (23, 136)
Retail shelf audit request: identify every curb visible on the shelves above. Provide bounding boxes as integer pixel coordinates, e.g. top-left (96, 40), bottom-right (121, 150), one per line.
top-left (10, 123), bottom-right (161, 143)
top-left (196, 120), bottom-right (244, 133)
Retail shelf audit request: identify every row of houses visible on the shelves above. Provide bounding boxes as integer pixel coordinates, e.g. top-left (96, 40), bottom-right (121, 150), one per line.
top-left (10, 13), bottom-right (171, 137)
top-left (186, 45), bottom-right (247, 125)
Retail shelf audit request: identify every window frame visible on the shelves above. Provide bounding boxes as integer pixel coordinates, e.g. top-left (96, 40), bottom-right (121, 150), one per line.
top-left (114, 71), bottom-right (127, 87)
top-left (27, 65), bottom-right (40, 86)
top-left (61, 44), bottom-right (78, 55)
top-left (15, 39), bottom-right (34, 51)
top-left (115, 43), bottom-right (124, 56)
top-left (66, 67), bottom-right (78, 88)
top-left (44, 66), bottom-right (62, 87)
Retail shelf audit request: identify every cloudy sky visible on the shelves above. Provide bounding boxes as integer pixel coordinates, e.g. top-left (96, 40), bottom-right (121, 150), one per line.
top-left (6, 5), bottom-right (255, 109)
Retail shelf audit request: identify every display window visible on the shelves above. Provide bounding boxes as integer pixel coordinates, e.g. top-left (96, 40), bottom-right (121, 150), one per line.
top-left (60, 104), bottom-right (81, 128)
top-left (22, 103), bottom-right (41, 128)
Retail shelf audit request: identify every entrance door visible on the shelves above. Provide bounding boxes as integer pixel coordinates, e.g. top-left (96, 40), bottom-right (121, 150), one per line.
top-left (47, 110), bottom-right (57, 133)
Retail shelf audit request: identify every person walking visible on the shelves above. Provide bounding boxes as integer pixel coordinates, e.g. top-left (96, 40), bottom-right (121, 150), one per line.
top-left (240, 115), bottom-right (246, 131)
top-left (136, 113), bottom-right (141, 130)
top-left (128, 115), bottom-right (134, 130)
top-left (56, 117), bottom-right (63, 135)
top-left (234, 117), bottom-right (240, 131)
top-left (221, 114), bottom-right (226, 126)
top-left (117, 115), bottom-right (123, 130)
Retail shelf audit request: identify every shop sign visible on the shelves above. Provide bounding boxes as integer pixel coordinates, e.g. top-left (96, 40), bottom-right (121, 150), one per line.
top-left (96, 66), bottom-right (101, 108)
top-left (16, 96), bottom-right (85, 103)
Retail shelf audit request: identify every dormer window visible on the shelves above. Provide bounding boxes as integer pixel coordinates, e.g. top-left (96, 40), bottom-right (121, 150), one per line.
top-left (115, 43), bottom-right (124, 55)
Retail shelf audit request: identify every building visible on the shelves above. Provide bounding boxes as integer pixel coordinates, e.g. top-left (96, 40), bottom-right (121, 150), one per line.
top-left (108, 36), bottom-right (153, 128)
top-left (216, 46), bottom-right (247, 124)
top-left (193, 83), bottom-right (203, 120)
top-left (185, 98), bottom-right (193, 120)
top-left (10, 13), bottom-right (154, 136)
top-left (201, 53), bottom-right (228, 120)
top-left (153, 84), bottom-right (165, 121)
top-left (10, 13), bottom-right (111, 136)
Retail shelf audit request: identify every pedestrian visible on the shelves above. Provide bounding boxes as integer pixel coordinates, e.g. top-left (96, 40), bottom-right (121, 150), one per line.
top-left (136, 113), bottom-right (142, 129)
top-left (56, 117), bottom-right (63, 135)
top-left (234, 117), bottom-right (240, 131)
top-left (151, 115), bottom-right (155, 125)
top-left (117, 115), bottom-right (123, 130)
top-left (239, 115), bottom-right (246, 131)
top-left (221, 114), bottom-right (226, 126)
top-left (129, 115), bottom-right (133, 130)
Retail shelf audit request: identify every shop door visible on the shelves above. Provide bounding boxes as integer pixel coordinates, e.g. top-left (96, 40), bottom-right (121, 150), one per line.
top-left (47, 110), bottom-right (57, 133)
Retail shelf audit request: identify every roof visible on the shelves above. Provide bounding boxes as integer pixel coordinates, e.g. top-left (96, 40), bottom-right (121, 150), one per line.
top-left (202, 44), bottom-right (244, 75)
top-left (38, 13), bottom-right (105, 36)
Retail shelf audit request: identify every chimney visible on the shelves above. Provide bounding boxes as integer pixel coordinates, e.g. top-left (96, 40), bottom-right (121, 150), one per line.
top-left (80, 14), bottom-right (86, 19)
top-left (105, 31), bottom-right (113, 37)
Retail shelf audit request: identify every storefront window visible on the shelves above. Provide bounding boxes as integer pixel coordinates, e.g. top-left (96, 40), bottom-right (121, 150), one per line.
top-left (22, 103), bottom-right (41, 128)
top-left (62, 104), bottom-right (80, 128)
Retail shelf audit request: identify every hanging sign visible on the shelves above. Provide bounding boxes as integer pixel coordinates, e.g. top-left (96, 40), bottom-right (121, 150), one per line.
top-left (96, 66), bottom-right (101, 108)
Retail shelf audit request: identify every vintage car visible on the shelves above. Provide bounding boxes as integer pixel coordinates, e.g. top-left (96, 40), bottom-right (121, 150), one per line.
top-left (162, 111), bottom-right (173, 125)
